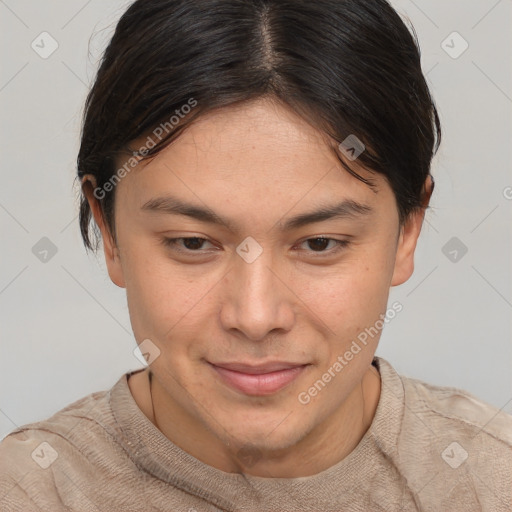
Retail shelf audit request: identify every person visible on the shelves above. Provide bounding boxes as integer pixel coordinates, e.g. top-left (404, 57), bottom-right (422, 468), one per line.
top-left (1, 0), bottom-right (511, 510)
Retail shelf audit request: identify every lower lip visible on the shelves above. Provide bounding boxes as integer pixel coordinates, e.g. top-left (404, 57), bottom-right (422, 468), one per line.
top-left (210, 364), bottom-right (307, 396)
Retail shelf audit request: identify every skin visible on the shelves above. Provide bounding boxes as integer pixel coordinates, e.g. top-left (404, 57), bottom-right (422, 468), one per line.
top-left (82, 96), bottom-right (432, 478)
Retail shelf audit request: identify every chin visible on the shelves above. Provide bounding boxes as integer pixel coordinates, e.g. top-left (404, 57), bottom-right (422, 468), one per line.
top-left (215, 413), bottom-right (310, 454)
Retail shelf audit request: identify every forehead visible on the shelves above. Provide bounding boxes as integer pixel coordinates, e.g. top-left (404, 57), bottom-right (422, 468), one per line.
top-left (114, 98), bottom-right (394, 222)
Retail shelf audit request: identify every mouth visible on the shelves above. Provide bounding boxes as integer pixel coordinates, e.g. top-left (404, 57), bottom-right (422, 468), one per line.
top-left (208, 361), bottom-right (310, 396)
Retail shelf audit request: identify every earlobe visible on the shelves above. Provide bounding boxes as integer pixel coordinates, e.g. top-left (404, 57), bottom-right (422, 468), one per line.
top-left (81, 176), bottom-right (126, 289)
top-left (391, 174), bottom-right (434, 287)
top-left (390, 217), bottom-right (419, 286)
top-left (103, 236), bottom-right (126, 290)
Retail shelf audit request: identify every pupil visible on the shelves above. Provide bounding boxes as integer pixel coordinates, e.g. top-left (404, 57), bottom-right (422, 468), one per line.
top-left (309, 238), bottom-right (328, 251)
top-left (184, 238), bottom-right (203, 250)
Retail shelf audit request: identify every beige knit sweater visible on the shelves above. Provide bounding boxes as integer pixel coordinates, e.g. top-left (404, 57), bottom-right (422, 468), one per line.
top-left (1, 357), bottom-right (511, 511)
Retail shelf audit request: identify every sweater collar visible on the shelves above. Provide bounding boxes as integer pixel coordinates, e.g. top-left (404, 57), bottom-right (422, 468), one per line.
top-left (110, 356), bottom-right (405, 511)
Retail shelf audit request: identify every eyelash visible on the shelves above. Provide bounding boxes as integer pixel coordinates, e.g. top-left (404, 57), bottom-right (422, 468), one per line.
top-left (160, 236), bottom-right (351, 257)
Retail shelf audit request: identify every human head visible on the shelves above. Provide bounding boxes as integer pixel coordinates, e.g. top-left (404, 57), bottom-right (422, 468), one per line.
top-left (77, 0), bottom-right (440, 250)
top-left (77, 0), bottom-right (440, 472)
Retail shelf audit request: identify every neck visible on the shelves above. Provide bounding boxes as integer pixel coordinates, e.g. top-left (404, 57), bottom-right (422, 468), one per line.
top-left (138, 364), bottom-right (381, 477)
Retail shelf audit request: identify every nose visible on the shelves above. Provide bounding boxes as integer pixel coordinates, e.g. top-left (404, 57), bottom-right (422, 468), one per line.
top-left (219, 245), bottom-right (295, 341)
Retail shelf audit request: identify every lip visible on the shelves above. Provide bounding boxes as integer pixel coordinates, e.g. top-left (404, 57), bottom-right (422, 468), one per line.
top-left (208, 361), bottom-right (309, 396)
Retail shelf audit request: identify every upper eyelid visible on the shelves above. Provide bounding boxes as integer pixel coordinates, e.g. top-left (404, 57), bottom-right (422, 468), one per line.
top-left (164, 235), bottom-right (347, 243)
top-left (162, 236), bottom-right (350, 251)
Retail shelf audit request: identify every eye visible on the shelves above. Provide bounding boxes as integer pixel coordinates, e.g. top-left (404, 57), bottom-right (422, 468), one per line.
top-left (295, 237), bottom-right (351, 255)
top-left (161, 237), bottom-right (217, 253)
top-left (161, 236), bottom-right (351, 258)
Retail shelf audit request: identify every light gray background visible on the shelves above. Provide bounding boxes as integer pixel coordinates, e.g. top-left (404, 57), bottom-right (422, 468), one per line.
top-left (1, 0), bottom-right (511, 440)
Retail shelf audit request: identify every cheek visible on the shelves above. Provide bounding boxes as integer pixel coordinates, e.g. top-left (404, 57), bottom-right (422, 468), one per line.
top-left (122, 248), bottom-right (184, 338)
top-left (300, 257), bottom-right (391, 322)
top-left (122, 247), bottom-right (220, 344)
top-left (293, 249), bottom-right (394, 363)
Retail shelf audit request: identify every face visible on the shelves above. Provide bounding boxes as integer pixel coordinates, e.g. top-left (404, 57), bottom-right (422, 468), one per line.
top-left (85, 97), bottom-right (427, 461)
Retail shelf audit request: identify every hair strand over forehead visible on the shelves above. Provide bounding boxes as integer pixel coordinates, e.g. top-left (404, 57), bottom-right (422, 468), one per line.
top-left (76, 0), bottom-right (441, 252)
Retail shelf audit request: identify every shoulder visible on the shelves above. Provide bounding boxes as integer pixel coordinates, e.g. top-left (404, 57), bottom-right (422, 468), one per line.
top-left (0, 386), bottom-right (113, 456)
top-left (0, 383), bottom-right (122, 511)
top-left (400, 367), bottom-right (512, 446)
top-left (376, 357), bottom-right (512, 511)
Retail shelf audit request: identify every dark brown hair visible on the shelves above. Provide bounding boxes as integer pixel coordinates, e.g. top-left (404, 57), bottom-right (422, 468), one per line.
top-left (76, 0), bottom-right (441, 252)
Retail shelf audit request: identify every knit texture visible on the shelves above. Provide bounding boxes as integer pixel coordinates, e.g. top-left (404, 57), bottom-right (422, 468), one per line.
top-left (1, 357), bottom-right (511, 511)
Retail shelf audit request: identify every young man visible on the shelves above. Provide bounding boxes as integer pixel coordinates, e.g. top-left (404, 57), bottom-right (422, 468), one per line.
top-left (1, 0), bottom-right (511, 510)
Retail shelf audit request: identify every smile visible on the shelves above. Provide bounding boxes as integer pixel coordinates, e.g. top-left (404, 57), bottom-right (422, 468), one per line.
top-left (208, 361), bottom-right (309, 396)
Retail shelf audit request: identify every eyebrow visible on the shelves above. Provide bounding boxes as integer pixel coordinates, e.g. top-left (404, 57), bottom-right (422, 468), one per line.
top-left (141, 195), bottom-right (374, 232)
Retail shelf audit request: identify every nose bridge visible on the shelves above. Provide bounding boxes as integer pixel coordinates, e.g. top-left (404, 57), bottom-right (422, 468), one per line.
top-left (238, 248), bottom-right (274, 300)
top-left (221, 242), bottom-right (294, 340)
top-left (235, 235), bottom-right (275, 292)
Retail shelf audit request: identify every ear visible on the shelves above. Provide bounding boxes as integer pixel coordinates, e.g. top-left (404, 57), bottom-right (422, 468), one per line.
top-left (391, 175), bottom-right (435, 287)
top-left (81, 176), bottom-right (126, 288)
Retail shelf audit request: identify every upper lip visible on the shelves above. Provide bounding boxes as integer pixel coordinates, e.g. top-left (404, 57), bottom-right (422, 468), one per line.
top-left (209, 361), bottom-right (308, 375)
